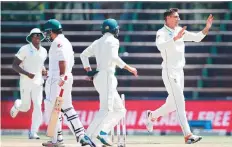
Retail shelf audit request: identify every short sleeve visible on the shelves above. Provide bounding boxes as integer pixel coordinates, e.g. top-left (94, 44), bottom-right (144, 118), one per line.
top-left (42, 47), bottom-right (48, 61)
top-left (15, 46), bottom-right (27, 61)
top-left (53, 42), bottom-right (65, 61)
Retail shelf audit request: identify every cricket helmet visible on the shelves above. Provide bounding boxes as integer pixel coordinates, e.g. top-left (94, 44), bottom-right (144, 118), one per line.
top-left (43, 19), bottom-right (62, 42)
top-left (101, 18), bottom-right (119, 37)
top-left (43, 19), bottom-right (62, 31)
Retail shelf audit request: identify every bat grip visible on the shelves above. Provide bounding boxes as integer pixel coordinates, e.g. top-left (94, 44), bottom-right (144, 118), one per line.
top-left (59, 76), bottom-right (68, 97)
top-left (59, 88), bottom-right (64, 97)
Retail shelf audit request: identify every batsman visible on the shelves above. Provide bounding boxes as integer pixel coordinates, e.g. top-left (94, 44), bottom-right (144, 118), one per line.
top-left (42, 19), bottom-right (95, 147)
top-left (80, 18), bottom-right (138, 146)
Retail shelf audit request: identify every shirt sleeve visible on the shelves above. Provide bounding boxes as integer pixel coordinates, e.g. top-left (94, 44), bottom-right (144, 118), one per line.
top-left (15, 46), bottom-right (27, 61)
top-left (54, 42), bottom-right (65, 61)
top-left (110, 39), bottom-right (126, 69)
top-left (156, 30), bottom-right (176, 51)
top-left (183, 31), bottom-right (206, 42)
top-left (43, 48), bottom-right (48, 61)
top-left (80, 40), bottom-right (96, 68)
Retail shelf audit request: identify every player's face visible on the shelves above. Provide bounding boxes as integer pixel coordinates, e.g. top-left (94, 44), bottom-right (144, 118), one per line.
top-left (114, 27), bottom-right (120, 38)
top-left (167, 12), bottom-right (180, 28)
top-left (43, 30), bottom-right (52, 42)
top-left (31, 33), bottom-right (41, 44)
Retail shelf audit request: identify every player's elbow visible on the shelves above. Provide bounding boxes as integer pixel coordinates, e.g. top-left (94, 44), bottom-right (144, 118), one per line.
top-left (194, 32), bottom-right (205, 42)
top-left (194, 38), bottom-right (203, 42)
top-left (80, 52), bottom-right (84, 58)
top-left (80, 52), bottom-right (87, 61)
top-left (12, 63), bottom-right (19, 73)
top-left (12, 64), bottom-right (16, 71)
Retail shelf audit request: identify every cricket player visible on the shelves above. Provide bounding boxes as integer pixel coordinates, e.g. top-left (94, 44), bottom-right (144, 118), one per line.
top-left (80, 18), bottom-right (138, 146)
top-left (145, 8), bottom-right (214, 144)
top-left (10, 28), bottom-right (47, 139)
top-left (42, 19), bottom-right (96, 147)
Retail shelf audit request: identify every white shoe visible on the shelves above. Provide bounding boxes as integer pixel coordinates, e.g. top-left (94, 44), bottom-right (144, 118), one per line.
top-left (42, 140), bottom-right (64, 146)
top-left (96, 131), bottom-right (113, 146)
top-left (145, 110), bottom-right (156, 133)
top-left (29, 131), bottom-right (40, 139)
top-left (10, 99), bottom-right (21, 118)
top-left (185, 134), bottom-right (202, 144)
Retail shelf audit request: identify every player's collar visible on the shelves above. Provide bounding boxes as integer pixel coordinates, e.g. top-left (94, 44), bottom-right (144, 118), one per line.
top-left (53, 34), bottom-right (65, 42)
top-left (30, 43), bottom-right (41, 51)
top-left (164, 25), bottom-right (175, 33)
top-left (57, 34), bottom-right (65, 38)
top-left (104, 32), bottom-right (114, 37)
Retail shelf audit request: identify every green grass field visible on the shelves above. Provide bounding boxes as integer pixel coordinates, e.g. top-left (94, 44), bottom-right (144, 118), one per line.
top-left (1, 135), bottom-right (232, 147)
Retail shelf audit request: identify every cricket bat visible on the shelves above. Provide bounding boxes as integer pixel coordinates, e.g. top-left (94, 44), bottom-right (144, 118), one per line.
top-left (46, 76), bottom-right (67, 137)
top-left (46, 88), bottom-right (64, 137)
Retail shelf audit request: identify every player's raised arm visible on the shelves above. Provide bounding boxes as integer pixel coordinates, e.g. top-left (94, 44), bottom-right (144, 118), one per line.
top-left (202, 14), bottom-right (214, 35)
top-left (184, 14), bottom-right (214, 42)
top-left (174, 26), bottom-right (187, 41)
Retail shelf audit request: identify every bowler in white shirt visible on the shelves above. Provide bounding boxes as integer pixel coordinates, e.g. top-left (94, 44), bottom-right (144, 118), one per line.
top-left (145, 8), bottom-right (214, 144)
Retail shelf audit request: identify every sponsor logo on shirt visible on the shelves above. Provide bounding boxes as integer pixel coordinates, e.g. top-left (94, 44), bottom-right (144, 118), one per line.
top-left (57, 44), bottom-right (62, 48)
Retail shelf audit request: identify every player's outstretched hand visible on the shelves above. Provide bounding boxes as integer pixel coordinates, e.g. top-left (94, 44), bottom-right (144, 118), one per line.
top-left (174, 26), bottom-right (187, 41)
top-left (129, 66), bottom-right (138, 77)
top-left (42, 69), bottom-right (48, 76)
top-left (124, 65), bottom-right (138, 77)
top-left (206, 14), bottom-right (214, 29)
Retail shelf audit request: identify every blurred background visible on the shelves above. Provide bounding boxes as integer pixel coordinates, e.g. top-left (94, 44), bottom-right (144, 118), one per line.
top-left (1, 1), bottom-right (232, 136)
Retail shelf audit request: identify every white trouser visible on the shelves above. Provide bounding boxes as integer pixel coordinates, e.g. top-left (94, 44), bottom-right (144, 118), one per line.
top-left (44, 75), bottom-right (85, 143)
top-left (86, 71), bottom-right (126, 139)
top-left (18, 79), bottom-right (43, 133)
top-left (151, 68), bottom-right (191, 136)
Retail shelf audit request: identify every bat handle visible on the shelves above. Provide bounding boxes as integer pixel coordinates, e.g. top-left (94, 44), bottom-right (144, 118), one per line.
top-left (59, 89), bottom-right (64, 97)
top-left (59, 76), bottom-right (68, 97)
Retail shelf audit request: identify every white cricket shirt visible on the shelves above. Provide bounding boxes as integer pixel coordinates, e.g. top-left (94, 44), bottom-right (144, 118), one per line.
top-left (156, 25), bottom-right (206, 69)
top-left (15, 43), bottom-right (47, 85)
top-left (80, 33), bottom-right (126, 73)
top-left (48, 34), bottom-right (74, 77)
